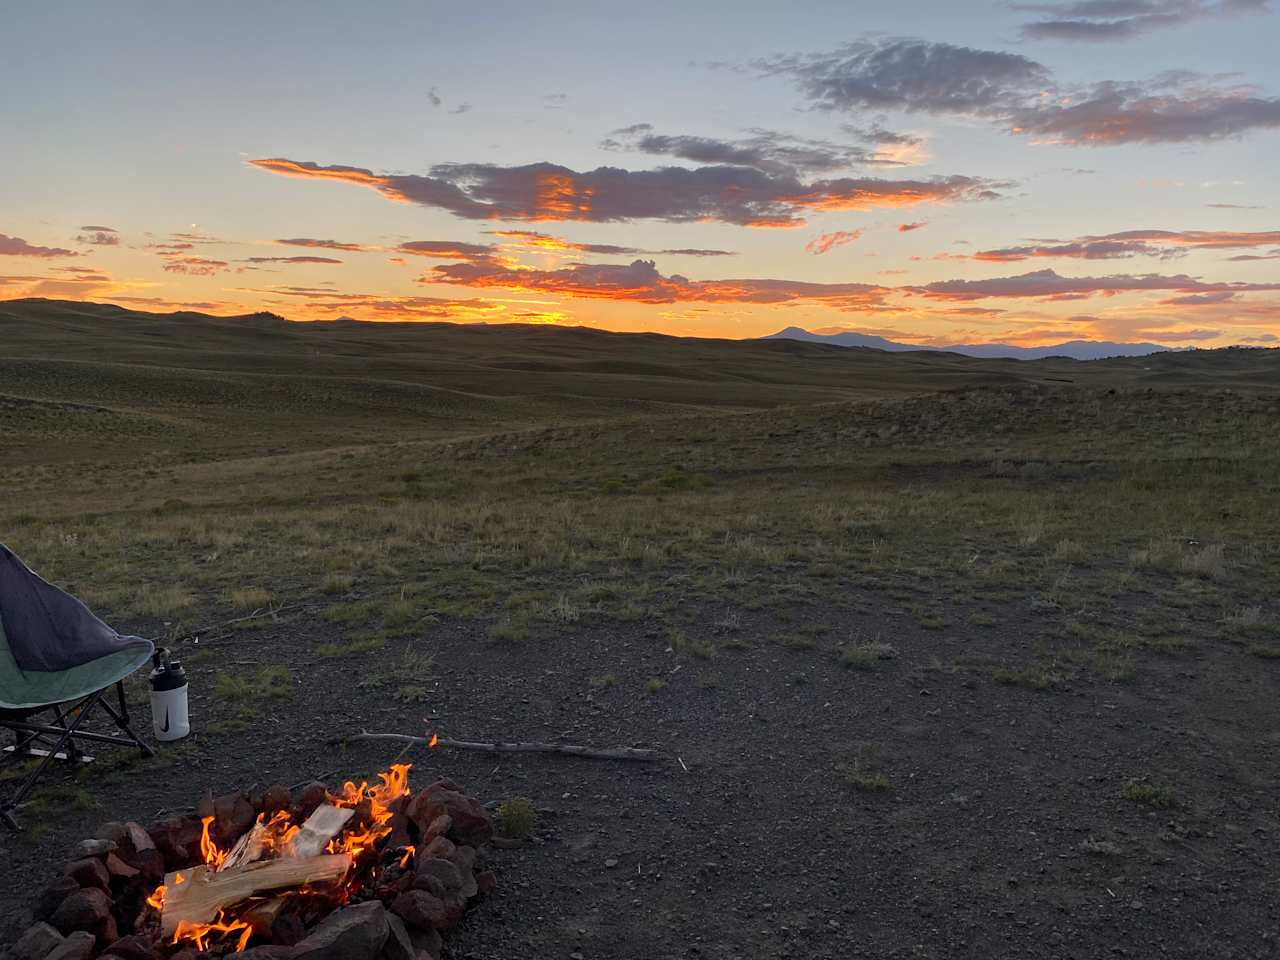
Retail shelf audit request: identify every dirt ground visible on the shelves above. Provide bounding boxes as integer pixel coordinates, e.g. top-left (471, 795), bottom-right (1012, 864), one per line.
top-left (4, 590), bottom-right (1277, 960)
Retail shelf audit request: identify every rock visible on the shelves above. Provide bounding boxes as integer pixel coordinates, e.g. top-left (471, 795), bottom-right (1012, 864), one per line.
top-left (97, 915), bottom-right (119, 948)
top-left (261, 784), bottom-right (291, 817)
top-left (404, 781), bottom-right (491, 847)
top-left (104, 853), bottom-right (139, 880)
top-left (44, 932), bottom-right (95, 960)
top-left (391, 891), bottom-right (449, 931)
top-left (76, 838), bottom-right (117, 858)
top-left (50, 888), bottom-right (111, 935)
top-left (213, 792), bottom-right (256, 844)
top-left (423, 815), bottom-right (451, 841)
top-left (407, 927), bottom-right (441, 960)
top-left (123, 823), bottom-right (154, 854)
top-left (411, 872), bottom-right (449, 898)
top-left (11, 922), bottom-right (64, 960)
top-left (32, 878), bottom-right (81, 923)
top-left (102, 935), bottom-right (158, 960)
top-left (271, 913), bottom-right (307, 947)
top-left (64, 858), bottom-right (110, 891)
top-left (381, 913), bottom-right (415, 960)
top-left (95, 822), bottom-right (128, 845)
top-left (474, 870), bottom-right (497, 894)
top-left (419, 836), bottom-right (454, 861)
top-left (448, 844), bottom-right (476, 875)
top-left (296, 782), bottom-right (328, 819)
top-left (131, 847), bottom-right (167, 884)
top-left (415, 858), bottom-right (462, 894)
top-left (292, 901), bottom-right (389, 960)
top-left (238, 947), bottom-right (300, 960)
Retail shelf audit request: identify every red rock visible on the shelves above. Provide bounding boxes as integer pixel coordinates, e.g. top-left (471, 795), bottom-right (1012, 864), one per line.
top-left (103, 934), bottom-right (159, 960)
top-left (45, 930), bottom-right (96, 960)
top-left (382, 913), bottom-right (415, 960)
top-left (390, 890), bottom-right (448, 931)
top-left (213, 792), bottom-right (256, 844)
top-left (296, 782), bottom-right (328, 819)
top-left (407, 925), bottom-right (442, 960)
top-left (419, 836), bottom-right (455, 861)
top-left (423, 814), bottom-right (451, 841)
top-left (104, 852), bottom-right (139, 880)
top-left (132, 847), bottom-right (166, 883)
top-left (448, 844), bottom-right (476, 874)
top-left (292, 901), bottom-right (389, 960)
top-left (474, 870), bottom-right (497, 894)
top-left (414, 782), bottom-right (492, 847)
top-left (96, 914), bottom-right (119, 948)
top-left (65, 857), bottom-right (111, 890)
top-left (32, 877), bottom-right (81, 923)
top-left (261, 783), bottom-right (291, 816)
top-left (414, 858), bottom-right (461, 893)
top-left (50, 887), bottom-right (112, 934)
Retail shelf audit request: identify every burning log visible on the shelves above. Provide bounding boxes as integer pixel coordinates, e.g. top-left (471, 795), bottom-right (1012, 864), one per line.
top-left (330, 730), bottom-right (660, 761)
top-left (284, 804), bottom-right (355, 859)
top-left (159, 854), bottom-right (351, 936)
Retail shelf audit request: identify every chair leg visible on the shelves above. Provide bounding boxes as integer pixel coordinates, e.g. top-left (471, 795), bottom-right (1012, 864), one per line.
top-left (100, 681), bottom-right (155, 758)
top-left (0, 690), bottom-right (104, 832)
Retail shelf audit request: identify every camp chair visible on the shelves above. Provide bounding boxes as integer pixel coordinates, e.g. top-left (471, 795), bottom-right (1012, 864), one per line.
top-left (1, 544), bottom-right (155, 831)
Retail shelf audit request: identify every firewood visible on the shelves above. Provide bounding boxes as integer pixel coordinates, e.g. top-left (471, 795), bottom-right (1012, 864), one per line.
top-left (241, 895), bottom-right (287, 935)
top-left (221, 821), bottom-right (266, 871)
top-left (329, 730), bottom-right (659, 761)
top-left (160, 854), bottom-right (350, 935)
top-left (283, 805), bottom-right (354, 859)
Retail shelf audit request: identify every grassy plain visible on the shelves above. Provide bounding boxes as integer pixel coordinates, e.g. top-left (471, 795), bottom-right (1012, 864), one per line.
top-left (2, 297), bottom-right (1278, 957)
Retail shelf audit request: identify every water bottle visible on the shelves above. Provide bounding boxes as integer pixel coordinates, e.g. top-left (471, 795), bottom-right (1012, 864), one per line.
top-left (149, 648), bottom-right (190, 741)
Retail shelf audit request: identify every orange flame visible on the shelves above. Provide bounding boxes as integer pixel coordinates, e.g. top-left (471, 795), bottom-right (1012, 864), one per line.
top-left (324, 763), bottom-right (412, 859)
top-left (172, 915), bottom-right (253, 952)
top-left (146, 886), bottom-right (165, 910)
top-left (428, 733), bottom-right (439, 749)
top-left (200, 816), bottom-right (228, 871)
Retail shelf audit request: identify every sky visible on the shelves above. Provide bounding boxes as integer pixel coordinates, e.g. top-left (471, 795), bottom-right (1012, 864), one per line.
top-left (2, 0), bottom-right (1279, 347)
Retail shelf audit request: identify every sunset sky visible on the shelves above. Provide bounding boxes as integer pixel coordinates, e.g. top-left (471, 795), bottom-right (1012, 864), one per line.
top-left (3, 1), bottom-right (1278, 346)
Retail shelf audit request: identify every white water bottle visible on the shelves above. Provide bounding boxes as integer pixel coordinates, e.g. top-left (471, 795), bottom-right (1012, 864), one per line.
top-left (149, 649), bottom-right (190, 741)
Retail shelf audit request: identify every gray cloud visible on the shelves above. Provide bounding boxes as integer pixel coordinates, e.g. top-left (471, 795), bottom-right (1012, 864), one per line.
top-left (757, 39), bottom-right (1051, 116)
top-left (602, 124), bottom-right (918, 174)
top-left (913, 267), bottom-right (1280, 300)
top-left (250, 157), bottom-right (1005, 227)
top-left (761, 36), bottom-right (1280, 145)
top-left (0, 233), bottom-right (78, 257)
top-left (1016, 0), bottom-right (1271, 42)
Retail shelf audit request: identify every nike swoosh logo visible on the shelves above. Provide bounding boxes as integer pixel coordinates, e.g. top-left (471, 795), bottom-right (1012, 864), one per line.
top-left (160, 709), bottom-right (170, 733)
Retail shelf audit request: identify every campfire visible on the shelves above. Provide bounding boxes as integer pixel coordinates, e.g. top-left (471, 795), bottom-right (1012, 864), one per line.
top-left (16, 765), bottom-right (495, 959)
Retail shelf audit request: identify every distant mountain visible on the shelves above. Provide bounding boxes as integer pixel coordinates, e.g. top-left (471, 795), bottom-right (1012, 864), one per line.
top-left (764, 326), bottom-right (1182, 361)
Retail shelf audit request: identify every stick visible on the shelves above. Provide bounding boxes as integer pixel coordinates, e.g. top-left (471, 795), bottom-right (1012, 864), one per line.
top-left (329, 730), bottom-right (659, 762)
top-left (172, 604), bottom-right (304, 642)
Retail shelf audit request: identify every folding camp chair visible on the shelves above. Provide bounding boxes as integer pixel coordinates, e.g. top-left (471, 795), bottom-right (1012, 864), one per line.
top-left (1, 544), bottom-right (155, 831)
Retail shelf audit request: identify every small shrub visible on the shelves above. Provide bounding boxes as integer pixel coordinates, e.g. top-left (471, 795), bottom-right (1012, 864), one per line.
top-left (490, 618), bottom-right (529, 643)
top-left (1122, 780), bottom-right (1175, 808)
top-left (496, 797), bottom-right (537, 839)
top-left (589, 674), bottom-right (618, 688)
top-left (321, 573), bottom-right (355, 595)
top-left (645, 677), bottom-right (666, 694)
top-left (992, 665), bottom-right (1055, 690)
top-left (227, 586), bottom-right (272, 610)
top-left (839, 642), bottom-right (896, 670)
top-left (316, 634), bottom-right (386, 658)
top-left (215, 665), bottom-right (295, 701)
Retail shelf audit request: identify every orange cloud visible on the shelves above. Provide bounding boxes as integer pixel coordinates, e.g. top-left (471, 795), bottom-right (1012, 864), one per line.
top-left (805, 230), bottom-right (863, 255)
top-left (249, 157), bottom-right (1005, 227)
